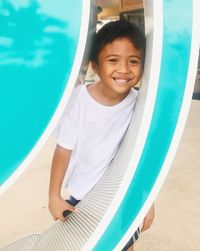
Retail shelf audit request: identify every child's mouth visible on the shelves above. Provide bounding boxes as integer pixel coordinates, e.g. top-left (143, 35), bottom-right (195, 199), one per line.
top-left (113, 78), bottom-right (131, 84)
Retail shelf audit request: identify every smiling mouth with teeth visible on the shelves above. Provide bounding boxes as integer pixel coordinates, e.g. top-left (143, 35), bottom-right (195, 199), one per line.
top-left (113, 78), bottom-right (131, 84)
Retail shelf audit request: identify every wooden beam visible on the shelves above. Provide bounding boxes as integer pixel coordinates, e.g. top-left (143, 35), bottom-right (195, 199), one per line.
top-left (121, 0), bottom-right (143, 12)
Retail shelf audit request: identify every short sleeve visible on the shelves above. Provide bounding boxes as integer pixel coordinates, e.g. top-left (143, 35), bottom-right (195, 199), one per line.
top-left (57, 111), bottom-right (78, 150)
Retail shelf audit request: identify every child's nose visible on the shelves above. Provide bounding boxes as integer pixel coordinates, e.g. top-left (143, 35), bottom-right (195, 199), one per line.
top-left (118, 61), bottom-right (130, 73)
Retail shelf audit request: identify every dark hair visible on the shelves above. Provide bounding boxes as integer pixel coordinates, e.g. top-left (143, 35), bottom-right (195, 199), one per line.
top-left (90, 20), bottom-right (146, 65)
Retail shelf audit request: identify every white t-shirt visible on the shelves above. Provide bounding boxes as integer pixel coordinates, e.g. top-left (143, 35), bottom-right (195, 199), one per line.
top-left (57, 84), bottom-right (138, 199)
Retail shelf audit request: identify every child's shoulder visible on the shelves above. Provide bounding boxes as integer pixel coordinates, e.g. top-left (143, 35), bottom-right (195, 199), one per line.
top-left (72, 84), bottom-right (83, 96)
top-left (126, 87), bottom-right (138, 102)
top-left (131, 87), bottom-right (139, 97)
top-left (68, 84), bottom-right (85, 103)
top-left (62, 84), bottom-right (83, 112)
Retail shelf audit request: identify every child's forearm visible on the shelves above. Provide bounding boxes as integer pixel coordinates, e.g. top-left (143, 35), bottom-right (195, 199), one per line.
top-left (141, 203), bottom-right (155, 232)
top-left (48, 145), bottom-right (76, 221)
top-left (49, 144), bottom-right (72, 198)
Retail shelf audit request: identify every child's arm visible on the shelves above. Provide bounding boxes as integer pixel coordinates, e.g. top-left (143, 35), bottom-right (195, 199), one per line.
top-left (141, 203), bottom-right (155, 232)
top-left (48, 144), bottom-right (76, 222)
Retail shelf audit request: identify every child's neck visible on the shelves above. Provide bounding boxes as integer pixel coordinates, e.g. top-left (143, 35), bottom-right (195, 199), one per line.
top-left (87, 82), bottom-right (130, 106)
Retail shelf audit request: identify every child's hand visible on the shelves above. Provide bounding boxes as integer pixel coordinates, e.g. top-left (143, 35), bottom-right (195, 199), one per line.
top-left (141, 203), bottom-right (155, 232)
top-left (48, 196), bottom-right (76, 222)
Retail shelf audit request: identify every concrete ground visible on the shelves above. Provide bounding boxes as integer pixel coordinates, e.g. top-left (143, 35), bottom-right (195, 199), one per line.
top-left (136, 100), bottom-right (200, 251)
top-left (0, 100), bottom-right (199, 250)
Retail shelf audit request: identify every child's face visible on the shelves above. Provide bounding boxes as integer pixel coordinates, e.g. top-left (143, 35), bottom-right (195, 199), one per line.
top-left (92, 37), bottom-right (143, 98)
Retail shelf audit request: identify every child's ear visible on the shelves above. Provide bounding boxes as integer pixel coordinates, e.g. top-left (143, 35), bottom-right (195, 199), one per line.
top-left (91, 61), bottom-right (99, 75)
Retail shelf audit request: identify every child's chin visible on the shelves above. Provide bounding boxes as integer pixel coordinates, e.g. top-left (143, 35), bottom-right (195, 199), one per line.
top-left (113, 86), bottom-right (132, 95)
top-left (114, 82), bottom-right (132, 90)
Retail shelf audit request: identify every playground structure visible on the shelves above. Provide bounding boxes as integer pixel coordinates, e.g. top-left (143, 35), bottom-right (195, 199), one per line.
top-left (0, 0), bottom-right (199, 250)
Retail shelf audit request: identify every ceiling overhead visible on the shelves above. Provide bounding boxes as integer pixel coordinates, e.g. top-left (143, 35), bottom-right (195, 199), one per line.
top-left (95, 0), bottom-right (119, 8)
top-left (95, 0), bottom-right (143, 19)
top-left (124, 0), bottom-right (142, 5)
top-left (121, 0), bottom-right (143, 10)
top-left (95, 0), bottom-right (143, 9)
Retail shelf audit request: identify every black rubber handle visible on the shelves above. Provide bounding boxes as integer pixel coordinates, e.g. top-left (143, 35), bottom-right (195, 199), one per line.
top-left (63, 210), bottom-right (72, 218)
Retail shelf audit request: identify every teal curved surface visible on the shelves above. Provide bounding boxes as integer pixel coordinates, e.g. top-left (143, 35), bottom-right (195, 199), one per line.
top-left (0, 0), bottom-right (82, 184)
top-left (94, 1), bottom-right (193, 250)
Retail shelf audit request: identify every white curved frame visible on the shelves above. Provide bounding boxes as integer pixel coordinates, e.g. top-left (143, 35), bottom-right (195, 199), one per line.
top-left (0, 0), bottom-right (199, 250)
top-left (0, 0), bottom-right (91, 195)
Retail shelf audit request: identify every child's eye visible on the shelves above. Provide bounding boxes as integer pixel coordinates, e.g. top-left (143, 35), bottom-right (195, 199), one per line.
top-left (129, 59), bottom-right (140, 64)
top-left (108, 58), bottom-right (118, 63)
